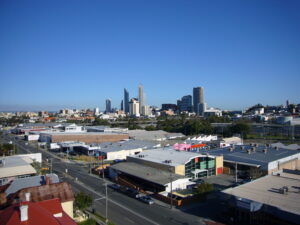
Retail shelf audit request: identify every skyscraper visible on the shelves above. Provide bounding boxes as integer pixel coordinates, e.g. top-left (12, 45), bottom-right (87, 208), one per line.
top-left (138, 84), bottom-right (144, 114)
top-left (124, 88), bottom-right (129, 113)
top-left (193, 87), bottom-right (204, 115)
top-left (178, 95), bottom-right (192, 112)
top-left (105, 99), bottom-right (111, 113)
top-left (120, 100), bottom-right (124, 111)
top-left (129, 98), bottom-right (140, 117)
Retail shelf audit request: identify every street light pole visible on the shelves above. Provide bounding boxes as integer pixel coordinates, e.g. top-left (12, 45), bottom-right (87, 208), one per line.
top-left (170, 167), bottom-right (173, 209)
top-left (101, 153), bottom-right (108, 224)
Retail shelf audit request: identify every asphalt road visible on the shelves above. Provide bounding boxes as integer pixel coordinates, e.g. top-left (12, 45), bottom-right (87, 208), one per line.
top-left (1, 133), bottom-right (209, 225)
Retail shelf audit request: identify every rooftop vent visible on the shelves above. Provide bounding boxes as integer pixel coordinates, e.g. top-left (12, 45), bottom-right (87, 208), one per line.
top-left (266, 143), bottom-right (270, 147)
top-left (247, 149), bottom-right (251, 154)
top-left (229, 147), bottom-right (234, 152)
top-left (138, 155), bottom-right (145, 158)
top-left (274, 146), bottom-right (279, 150)
top-left (279, 186), bottom-right (288, 194)
top-left (164, 160), bottom-right (172, 164)
top-left (251, 147), bottom-right (256, 152)
top-left (240, 146), bottom-right (245, 150)
top-left (0, 159), bottom-right (5, 167)
top-left (263, 148), bottom-right (268, 154)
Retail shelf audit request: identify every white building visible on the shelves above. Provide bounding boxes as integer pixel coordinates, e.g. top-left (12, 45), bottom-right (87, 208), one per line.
top-left (142, 105), bottom-right (151, 116)
top-left (94, 107), bottom-right (100, 116)
top-left (129, 98), bottom-right (140, 117)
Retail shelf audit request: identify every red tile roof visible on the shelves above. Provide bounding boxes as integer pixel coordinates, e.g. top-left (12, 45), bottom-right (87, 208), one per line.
top-left (0, 198), bottom-right (77, 225)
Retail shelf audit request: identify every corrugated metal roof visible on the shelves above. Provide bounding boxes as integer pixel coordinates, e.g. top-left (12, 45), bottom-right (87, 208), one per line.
top-left (128, 148), bottom-right (208, 166)
top-left (5, 174), bottom-right (59, 196)
top-left (111, 162), bottom-right (185, 185)
top-left (223, 172), bottom-right (300, 216)
top-left (0, 156), bottom-right (36, 179)
top-left (199, 145), bottom-right (300, 169)
top-left (98, 139), bottom-right (156, 152)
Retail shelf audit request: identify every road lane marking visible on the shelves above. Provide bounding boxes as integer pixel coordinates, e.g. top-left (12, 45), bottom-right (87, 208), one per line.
top-left (69, 177), bottom-right (159, 225)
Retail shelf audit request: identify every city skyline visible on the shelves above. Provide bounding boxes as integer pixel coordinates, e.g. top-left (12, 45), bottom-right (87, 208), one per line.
top-left (0, 1), bottom-right (300, 111)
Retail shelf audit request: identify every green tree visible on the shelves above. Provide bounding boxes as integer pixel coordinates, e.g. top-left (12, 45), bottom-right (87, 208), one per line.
top-left (229, 122), bottom-right (250, 138)
top-left (78, 219), bottom-right (97, 225)
top-left (196, 182), bottom-right (214, 194)
top-left (74, 192), bottom-right (93, 211)
top-left (0, 143), bottom-right (15, 155)
top-left (93, 118), bottom-right (110, 126)
top-left (145, 125), bottom-right (157, 131)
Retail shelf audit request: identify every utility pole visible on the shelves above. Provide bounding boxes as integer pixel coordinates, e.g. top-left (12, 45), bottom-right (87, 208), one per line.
top-left (170, 167), bottom-right (173, 209)
top-left (101, 154), bottom-right (108, 224)
top-left (235, 162), bottom-right (238, 183)
top-left (50, 158), bottom-right (53, 174)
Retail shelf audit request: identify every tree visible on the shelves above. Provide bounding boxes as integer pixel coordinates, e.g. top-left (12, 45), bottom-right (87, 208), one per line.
top-left (229, 122), bottom-right (250, 138)
top-left (74, 192), bottom-right (93, 211)
top-left (196, 182), bottom-right (214, 194)
top-left (145, 125), bottom-right (156, 131)
top-left (0, 143), bottom-right (14, 155)
top-left (93, 118), bottom-right (110, 126)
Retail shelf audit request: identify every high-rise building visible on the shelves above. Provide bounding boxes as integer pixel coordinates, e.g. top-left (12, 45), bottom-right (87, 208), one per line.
top-left (105, 99), bottom-right (111, 113)
top-left (94, 107), bottom-right (100, 116)
top-left (124, 88), bottom-right (129, 113)
top-left (142, 105), bottom-right (151, 116)
top-left (193, 87), bottom-right (204, 115)
top-left (120, 100), bottom-right (124, 111)
top-left (178, 95), bottom-right (192, 112)
top-left (129, 98), bottom-right (140, 117)
top-left (161, 104), bottom-right (177, 111)
top-left (138, 84), bottom-right (144, 114)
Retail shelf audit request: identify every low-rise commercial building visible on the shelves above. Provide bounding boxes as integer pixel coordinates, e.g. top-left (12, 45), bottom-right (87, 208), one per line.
top-left (221, 169), bottom-right (300, 225)
top-left (39, 132), bottom-right (129, 144)
top-left (127, 148), bottom-right (223, 178)
top-left (199, 144), bottom-right (300, 177)
top-left (97, 140), bottom-right (156, 161)
top-left (109, 162), bottom-right (193, 193)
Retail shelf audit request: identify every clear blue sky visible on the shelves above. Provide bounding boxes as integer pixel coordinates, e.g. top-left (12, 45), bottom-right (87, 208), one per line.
top-left (0, 0), bottom-right (299, 111)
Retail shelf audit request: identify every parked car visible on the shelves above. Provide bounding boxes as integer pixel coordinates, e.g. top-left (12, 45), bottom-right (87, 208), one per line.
top-left (139, 196), bottom-right (154, 205)
top-left (126, 188), bottom-right (143, 198)
top-left (108, 184), bottom-right (121, 191)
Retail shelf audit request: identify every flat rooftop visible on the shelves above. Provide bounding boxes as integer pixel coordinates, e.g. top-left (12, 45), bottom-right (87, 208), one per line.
top-left (223, 171), bottom-right (300, 216)
top-left (128, 148), bottom-right (207, 167)
top-left (128, 130), bottom-right (185, 141)
top-left (98, 140), bottom-right (156, 152)
top-left (110, 162), bottom-right (185, 186)
top-left (199, 145), bottom-right (300, 168)
top-left (40, 132), bottom-right (127, 136)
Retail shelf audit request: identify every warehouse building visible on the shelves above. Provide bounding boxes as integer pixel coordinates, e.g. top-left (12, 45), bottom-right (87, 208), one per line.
top-left (97, 140), bottom-right (157, 161)
top-left (109, 148), bottom-right (223, 193)
top-left (109, 162), bottom-right (193, 192)
top-left (39, 132), bottom-right (129, 144)
top-left (199, 144), bottom-right (300, 177)
top-left (221, 169), bottom-right (300, 225)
